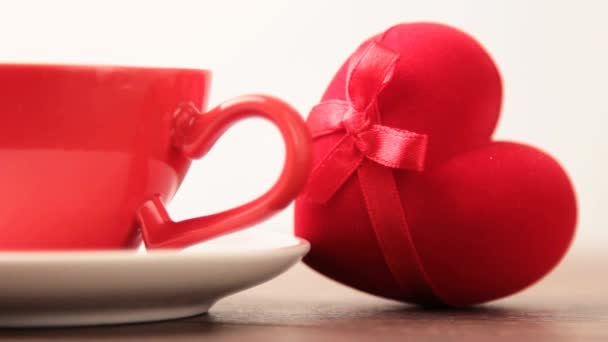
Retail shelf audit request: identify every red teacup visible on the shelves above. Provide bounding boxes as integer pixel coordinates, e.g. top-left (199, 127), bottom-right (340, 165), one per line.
top-left (0, 64), bottom-right (312, 250)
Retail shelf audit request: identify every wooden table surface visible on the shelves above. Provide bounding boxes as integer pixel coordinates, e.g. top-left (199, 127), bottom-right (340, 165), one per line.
top-left (1, 251), bottom-right (606, 341)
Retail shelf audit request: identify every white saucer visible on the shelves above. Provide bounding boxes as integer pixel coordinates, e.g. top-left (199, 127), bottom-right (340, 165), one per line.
top-left (0, 230), bottom-right (309, 327)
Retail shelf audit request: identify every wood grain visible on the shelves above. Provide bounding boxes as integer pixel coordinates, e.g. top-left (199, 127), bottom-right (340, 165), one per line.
top-left (1, 252), bottom-right (606, 341)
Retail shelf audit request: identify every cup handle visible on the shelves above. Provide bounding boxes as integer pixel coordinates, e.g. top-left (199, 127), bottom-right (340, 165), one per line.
top-left (137, 95), bottom-right (312, 249)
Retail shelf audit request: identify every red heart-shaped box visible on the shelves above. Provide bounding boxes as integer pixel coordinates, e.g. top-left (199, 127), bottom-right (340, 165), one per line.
top-left (295, 23), bottom-right (577, 306)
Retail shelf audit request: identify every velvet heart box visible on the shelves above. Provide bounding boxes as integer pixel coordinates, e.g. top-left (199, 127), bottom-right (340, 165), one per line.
top-left (295, 23), bottom-right (577, 306)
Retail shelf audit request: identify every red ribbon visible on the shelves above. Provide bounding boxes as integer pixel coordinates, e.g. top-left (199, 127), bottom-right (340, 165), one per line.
top-left (305, 41), bottom-right (428, 203)
top-left (304, 41), bottom-right (437, 300)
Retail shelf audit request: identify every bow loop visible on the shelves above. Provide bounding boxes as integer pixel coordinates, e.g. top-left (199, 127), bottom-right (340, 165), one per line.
top-left (307, 100), bottom-right (351, 139)
top-left (347, 41), bottom-right (400, 111)
top-left (358, 124), bottom-right (427, 170)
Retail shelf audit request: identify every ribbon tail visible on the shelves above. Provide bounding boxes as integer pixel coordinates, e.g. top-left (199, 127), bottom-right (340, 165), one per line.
top-left (303, 136), bottom-right (364, 204)
top-left (356, 160), bottom-right (438, 303)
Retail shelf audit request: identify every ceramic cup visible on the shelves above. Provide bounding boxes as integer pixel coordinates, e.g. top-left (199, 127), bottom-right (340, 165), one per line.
top-left (0, 64), bottom-right (311, 250)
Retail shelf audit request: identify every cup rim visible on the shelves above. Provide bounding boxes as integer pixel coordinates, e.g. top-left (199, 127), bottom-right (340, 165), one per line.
top-left (0, 62), bottom-right (211, 75)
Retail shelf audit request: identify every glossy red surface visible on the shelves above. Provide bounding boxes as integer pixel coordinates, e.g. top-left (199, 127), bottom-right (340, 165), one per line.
top-left (0, 64), bottom-right (311, 250)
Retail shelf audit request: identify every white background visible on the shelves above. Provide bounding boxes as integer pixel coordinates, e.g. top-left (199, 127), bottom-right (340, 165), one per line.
top-left (0, 0), bottom-right (605, 254)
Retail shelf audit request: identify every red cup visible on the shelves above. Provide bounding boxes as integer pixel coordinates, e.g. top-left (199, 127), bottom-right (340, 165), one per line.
top-left (0, 64), bottom-right (312, 250)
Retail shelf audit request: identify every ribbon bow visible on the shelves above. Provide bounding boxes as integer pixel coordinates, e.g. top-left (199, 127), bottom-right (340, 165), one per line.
top-left (303, 41), bottom-right (436, 299)
top-left (305, 41), bottom-right (428, 203)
